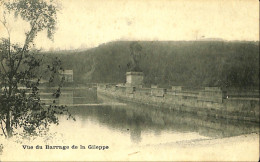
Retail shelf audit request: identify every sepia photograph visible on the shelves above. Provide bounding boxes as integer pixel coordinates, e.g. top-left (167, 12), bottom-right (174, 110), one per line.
top-left (0, 0), bottom-right (259, 161)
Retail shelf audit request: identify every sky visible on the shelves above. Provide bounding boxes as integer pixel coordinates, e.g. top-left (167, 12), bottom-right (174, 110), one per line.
top-left (0, 0), bottom-right (259, 51)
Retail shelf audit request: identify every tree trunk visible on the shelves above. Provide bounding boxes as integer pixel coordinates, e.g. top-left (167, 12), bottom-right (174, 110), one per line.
top-left (6, 111), bottom-right (12, 138)
top-left (6, 84), bottom-right (13, 138)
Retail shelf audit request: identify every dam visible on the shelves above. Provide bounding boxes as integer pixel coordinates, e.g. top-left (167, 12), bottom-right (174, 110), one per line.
top-left (97, 72), bottom-right (259, 123)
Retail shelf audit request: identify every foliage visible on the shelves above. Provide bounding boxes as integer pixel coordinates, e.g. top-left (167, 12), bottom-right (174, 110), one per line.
top-left (0, 0), bottom-right (73, 138)
top-left (42, 41), bottom-right (259, 89)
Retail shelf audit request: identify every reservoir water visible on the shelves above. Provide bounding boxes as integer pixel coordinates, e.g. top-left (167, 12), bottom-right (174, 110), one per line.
top-left (1, 88), bottom-right (259, 161)
top-left (45, 88), bottom-right (259, 148)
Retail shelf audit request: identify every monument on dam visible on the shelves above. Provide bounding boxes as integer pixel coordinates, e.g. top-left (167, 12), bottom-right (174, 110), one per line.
top-left (126, 71), bottom-right (144, 87)
top-left (126, 42), bottom-right (144, 88)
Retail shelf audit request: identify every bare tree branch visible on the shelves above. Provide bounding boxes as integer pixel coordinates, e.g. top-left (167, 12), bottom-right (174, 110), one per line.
top-left (0, 118), bottom-right (6, 124)
top-left (0, 14), bottom-right (11, 58)
top-left (0, 120), bottom-right (7, 138)
top-left (14, 16), bottom-right (39, 75)
top-left (0, 61), bottom-right (7, 74)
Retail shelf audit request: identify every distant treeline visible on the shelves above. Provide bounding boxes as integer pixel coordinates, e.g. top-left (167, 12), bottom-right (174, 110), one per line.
top-left (41, 41), bottom-right (259, 89)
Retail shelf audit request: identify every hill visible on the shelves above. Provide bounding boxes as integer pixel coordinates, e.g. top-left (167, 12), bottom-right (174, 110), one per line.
top-left (42, 41), bottom-right (259, 89)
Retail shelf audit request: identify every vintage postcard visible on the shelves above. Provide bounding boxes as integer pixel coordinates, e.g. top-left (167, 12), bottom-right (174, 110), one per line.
top-left (0, 0), bottom-right (259, 161)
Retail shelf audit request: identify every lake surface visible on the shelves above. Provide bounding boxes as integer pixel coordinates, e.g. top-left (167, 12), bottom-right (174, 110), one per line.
top-left (44, 88), bottom-right (259, 148)
top-left (1, 88), bottom-right (259, 161)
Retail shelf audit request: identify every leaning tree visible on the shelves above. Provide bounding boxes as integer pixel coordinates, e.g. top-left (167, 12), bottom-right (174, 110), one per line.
top-left (0, 0), bottom-right (73, 138)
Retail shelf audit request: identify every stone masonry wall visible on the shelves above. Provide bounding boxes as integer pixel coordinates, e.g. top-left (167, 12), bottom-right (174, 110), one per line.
top-left (97, 84), bottom-right (259, 123)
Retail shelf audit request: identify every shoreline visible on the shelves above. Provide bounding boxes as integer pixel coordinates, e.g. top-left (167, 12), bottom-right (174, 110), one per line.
top-left (0, 132), bottom-right (258, 161)
top-left (126, 133), bottom-right (259, 161)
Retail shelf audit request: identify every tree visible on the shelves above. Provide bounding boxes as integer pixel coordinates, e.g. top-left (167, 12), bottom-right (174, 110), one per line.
top-left (0, 0), bottom-right (73, 138)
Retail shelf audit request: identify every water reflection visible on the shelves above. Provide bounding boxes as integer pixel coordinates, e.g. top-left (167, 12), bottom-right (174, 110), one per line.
top-left (43, 88), bottom-right (259, 144)
top-left (39, 87), bottom-right (99, 105)
top-left (67, 104), bottom-right (258, 144)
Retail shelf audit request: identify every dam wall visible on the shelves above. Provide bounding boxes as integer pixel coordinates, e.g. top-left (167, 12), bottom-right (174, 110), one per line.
top-left (97, 84), bottom-right (259, 122)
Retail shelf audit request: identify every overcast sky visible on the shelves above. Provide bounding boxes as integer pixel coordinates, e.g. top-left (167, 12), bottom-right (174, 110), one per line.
top-left (1, 0), bottom-right (259, 51)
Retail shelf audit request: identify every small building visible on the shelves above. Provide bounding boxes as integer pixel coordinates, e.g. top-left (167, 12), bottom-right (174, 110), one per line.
top-left (60, 70), bottom-right (73, 82)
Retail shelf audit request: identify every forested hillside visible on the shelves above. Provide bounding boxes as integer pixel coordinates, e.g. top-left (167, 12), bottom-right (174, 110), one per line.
top-left (42, 41), bottom-right (259, 89)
